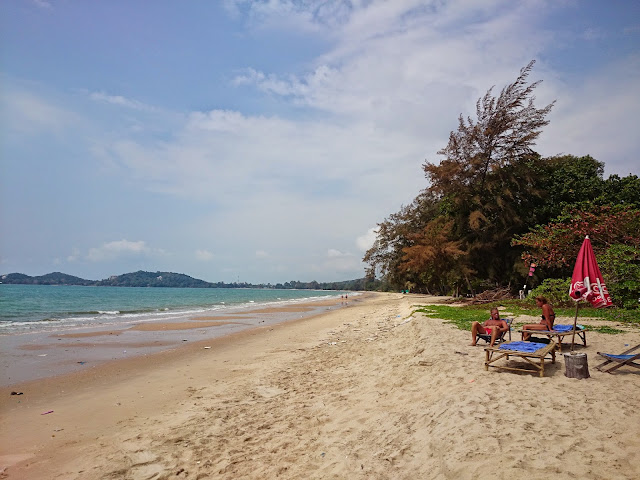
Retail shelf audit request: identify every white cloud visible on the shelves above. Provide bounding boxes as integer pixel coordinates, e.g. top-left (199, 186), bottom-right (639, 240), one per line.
top-left (89, 91), bottom-right (157, 112)
top-left (96, 107), bottom-right (423, 210)
top-left (91, 0), bottom-right (640, 213)
top-left (86, 240), bottom-right (158, 262)
top-left (537, 56), bottom-right (640, 176)
top-left (255, 250), bottom-right (269, 258)
top-left (1, 88), bottom-right (79, 137)
top-left (356, 227), bottom-right (379, 252)
top-left (223, 0), bottom-right (328, 33)
top-left (309, 248), bottom-right (361, 275)
top-left (195, 249), bottom-right (214, 261)
top-left (67, 248), bottom-right (81, 262)
top-left (231, 0), bottom-right (549, 122)
top-left (32, 0), bottom-right (52, 10)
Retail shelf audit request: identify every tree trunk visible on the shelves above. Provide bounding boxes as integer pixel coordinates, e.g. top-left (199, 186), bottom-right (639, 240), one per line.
top-left (464, 274), bottom-right (475, 297)
top-left (564, 353), bottom-right (590, 379)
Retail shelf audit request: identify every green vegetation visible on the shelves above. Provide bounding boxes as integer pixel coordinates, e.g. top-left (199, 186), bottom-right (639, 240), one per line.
top-left (569, 306), bottom-right (640, 325)
top-left (583, 325), bottom-right (625, 335)
top-left (412, 301), bottom-right (639, 335)
top-left (527, 278), bottom-right (573, 307)
top-left (412, 305), bottom-right (489, 331)
top-left (599, 244), bottom-right (640, 309)
top-left (490, 299), bottom-right (640, 326)
top-left (363, 60), bottom-right (640, 310)
top-left (96, 271), bottom-right (214, 288)
top-left (0, 272), bottom-right (94, 286)
top-left (513, 205), bottom-right (640, 307)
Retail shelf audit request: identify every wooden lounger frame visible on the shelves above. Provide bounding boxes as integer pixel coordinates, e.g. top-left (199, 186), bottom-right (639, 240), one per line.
top-left (519, 329), bottom-right (587, 353)
top-left (596, 344), bottom-right (640, 374)
top-left (484, 342), bottom-right (557, 377)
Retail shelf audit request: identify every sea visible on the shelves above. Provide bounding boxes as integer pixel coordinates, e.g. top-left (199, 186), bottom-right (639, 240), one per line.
top-left (0, 284), bottom-right (351, 336)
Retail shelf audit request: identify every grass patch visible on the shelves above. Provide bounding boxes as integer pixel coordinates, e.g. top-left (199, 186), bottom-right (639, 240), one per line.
top-left (413, 300), bottom-right (638, 334)
top-left (463, 299), bottom-right (640, 326)
top-left (583, 325), bottom-right (625, 335)
top-left (412, 305), bottom-right (488, 331)
top-left (589, 308), bottom-right (640, 325)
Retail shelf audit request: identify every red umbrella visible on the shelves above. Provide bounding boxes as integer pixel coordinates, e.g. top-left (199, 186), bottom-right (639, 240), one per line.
top-left (568, 235), bottom-right (612, 350)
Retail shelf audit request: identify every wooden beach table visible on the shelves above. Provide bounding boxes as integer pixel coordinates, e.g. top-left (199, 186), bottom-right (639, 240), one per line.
top-left (519, 328), bottom-right (587, 353)
top-left (484, 341), bottom-right (557, 377)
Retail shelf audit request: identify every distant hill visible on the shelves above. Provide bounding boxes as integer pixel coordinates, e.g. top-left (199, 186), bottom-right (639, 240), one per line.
top-left (0, 271), bottom-right (376, 290)
top-left (96, 271), bottom-right (213, 288)
top-left (1, 272), bottom-right (94, 286)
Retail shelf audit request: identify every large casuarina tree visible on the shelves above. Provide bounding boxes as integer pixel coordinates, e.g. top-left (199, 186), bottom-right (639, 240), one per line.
top-left (421, 60), bottom-right (555, 284)
top-left (365, 61), bottom-right (555, 292)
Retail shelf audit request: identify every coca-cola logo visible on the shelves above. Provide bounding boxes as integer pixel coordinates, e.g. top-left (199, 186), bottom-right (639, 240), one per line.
top-left (571, 279), bottom-right (612, 306)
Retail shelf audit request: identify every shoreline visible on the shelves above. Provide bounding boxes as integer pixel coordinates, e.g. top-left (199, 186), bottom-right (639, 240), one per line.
top-left (0, 284), bottom-right (348, 336)
top-left (1, 292), bottom-right (639, 479)
top-left (0, 295), bottom-right (356, 386)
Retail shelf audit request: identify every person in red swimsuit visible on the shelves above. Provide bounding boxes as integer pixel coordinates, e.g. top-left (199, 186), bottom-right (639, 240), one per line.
top-left (470, 307), bottom-right (508, 346)
top-left (522, 296), bottom-right (556, 341)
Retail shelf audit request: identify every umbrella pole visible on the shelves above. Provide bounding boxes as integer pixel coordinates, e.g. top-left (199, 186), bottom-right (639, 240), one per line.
top-left (570, 302), bottom-right (579, 353)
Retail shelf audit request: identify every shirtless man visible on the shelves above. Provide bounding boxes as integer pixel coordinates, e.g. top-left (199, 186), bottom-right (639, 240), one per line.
top-left (470, 307), bottom-right (508, 346)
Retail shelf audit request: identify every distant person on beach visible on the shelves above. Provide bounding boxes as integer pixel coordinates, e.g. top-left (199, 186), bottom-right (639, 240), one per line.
top-left (522, 296), bottom-right (555, 341)
top-left (470, 308), bottom-right (508, 346)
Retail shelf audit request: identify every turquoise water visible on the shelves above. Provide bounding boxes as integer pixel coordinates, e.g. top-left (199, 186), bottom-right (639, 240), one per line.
top-left (0, 284), bottom-right (348, 334)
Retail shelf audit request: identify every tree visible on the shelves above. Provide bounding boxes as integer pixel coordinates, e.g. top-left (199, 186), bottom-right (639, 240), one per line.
top-left (599, 244), bottom-right (640, 309)
top-left (512, 205), bottom-right (640, 270)
top-left (363, 190), bottom-right (440, 289)
top-left (599, 174), bottom-right (640, 208)
top-left (398, 217), bottom-right (474, 295)
top-left (531, 155), bottom-right (605, 224)
top-left (421, 60), bottom-right (555, 284)
top-left (512, 205), bottom-right (640, 307)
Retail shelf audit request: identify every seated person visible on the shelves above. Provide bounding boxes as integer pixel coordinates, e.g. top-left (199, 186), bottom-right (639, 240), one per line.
top-left (470, 308), bottom-right (509, 346)
top-left (522, 296), bottom-right (556, 341)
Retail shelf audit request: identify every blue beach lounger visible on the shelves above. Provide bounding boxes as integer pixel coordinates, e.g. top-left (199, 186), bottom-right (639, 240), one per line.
top-left (596, 344), bottom-right (640, 374)
top-left (484, 341), bottom-right (557, 377)
top-left (521, 324), bottom-right (587, 352)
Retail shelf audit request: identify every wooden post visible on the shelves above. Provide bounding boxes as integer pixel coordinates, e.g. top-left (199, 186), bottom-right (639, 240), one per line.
top-left (570, 302), bottom-right (580, 352)
top-left (564, 353), bottom-right (590, 379)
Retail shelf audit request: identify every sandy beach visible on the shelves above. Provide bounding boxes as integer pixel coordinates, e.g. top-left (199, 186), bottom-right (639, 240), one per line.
top-left (1, 292), bottom-right (639, 479)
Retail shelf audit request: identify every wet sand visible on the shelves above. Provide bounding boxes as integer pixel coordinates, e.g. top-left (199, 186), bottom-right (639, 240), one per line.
top-left (0, 296), bottom-right (348, 386)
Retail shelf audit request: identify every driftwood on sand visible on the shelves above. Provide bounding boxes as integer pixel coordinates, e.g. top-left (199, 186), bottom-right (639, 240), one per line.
top-left (468, 287), bottom-right (514, 304)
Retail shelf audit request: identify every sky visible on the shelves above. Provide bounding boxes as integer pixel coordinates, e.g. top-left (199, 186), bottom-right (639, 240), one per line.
top-left (1, 0), bottom-right (639, 284)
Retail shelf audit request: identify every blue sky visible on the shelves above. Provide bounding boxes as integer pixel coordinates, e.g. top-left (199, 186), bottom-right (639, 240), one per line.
top-left (1, 0), bottom-right (639, 284)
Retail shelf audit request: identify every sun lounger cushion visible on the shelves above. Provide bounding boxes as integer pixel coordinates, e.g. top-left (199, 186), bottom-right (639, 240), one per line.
top-left (498, 341), bottom-right (548, 353)
top-left (552, 324), bottom-right (585, 332)
top-left (552, 324), bottom-right (573, 332)
top-left (600, 354), bottom-right (636, 361)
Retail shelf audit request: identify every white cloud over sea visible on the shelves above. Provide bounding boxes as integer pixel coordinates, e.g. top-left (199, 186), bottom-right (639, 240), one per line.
top-left (86, 240), bottom-right (164, 263)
